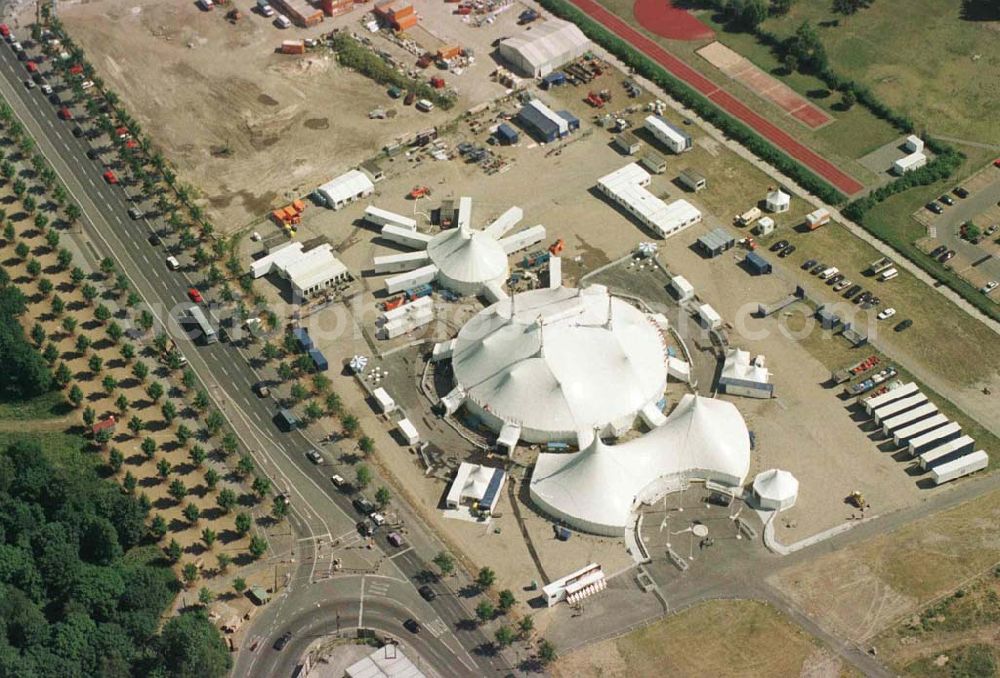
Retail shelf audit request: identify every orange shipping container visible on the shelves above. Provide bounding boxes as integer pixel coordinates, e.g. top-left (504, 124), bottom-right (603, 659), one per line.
top-left (394, 12), bottom-right (418, 30)
top-left (389, 3), bottom-right (413, 18)
top-left (292, 199), bottom-right (305, 212)
top-left (437, 44), bottom-right (461, 59)
top-left (281, 40), bottom-right (306, 54)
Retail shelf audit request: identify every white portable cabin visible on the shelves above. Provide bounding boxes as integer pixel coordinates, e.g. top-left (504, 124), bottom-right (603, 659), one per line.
top-left (397, 418), bottom-right (419, 445)
top-left (904, 135), bottom-right (924, 153)
top-left (372, 387), bottom-right (396, 413)
top-left (893, 413), bottom-right (948, 447)
top-left (548, 256), bottom-right (562, 289)
top-left (805, 208), bottom-right (831, 229)
top-left (864, 382), bottom-right (919, 415)
top-left (384, 264), bottom-right (437, 295)
top-left (917, 435), bottom-right (976, 471)
top-left (670, 276), bottom-right (694, 302)
top-left (931, 450), bottom-right (988, 485)
top-left (644, 115), bottom-right (692, 153)
top-left (379, 307), bottom-right (434, 339)
top-left (893, 152), bottom-right (927, 175)
top-left (500, 224), bottom-right (547, 254)
top-left (881, 402), bottom-right (938, 436)
top-left (753, 216), bottom-right (775, 236)
top-left (373, 251), bottom-right (430, 274)
top-left (379, 295), bottom-right (432, 324)
top-left (380, 224), bottom-right (433, 250)
top-left (873, 393), bottom-right (928, 425)
top-left (697, 303), bottom-right (722, 330)
top-left (909, 422), bottom-right (962, 457)
top-left (364, 206), bottom-right (417, 231)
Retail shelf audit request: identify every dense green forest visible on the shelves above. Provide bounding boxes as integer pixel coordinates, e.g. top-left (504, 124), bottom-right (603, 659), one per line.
top-left (0, 435), bottom-right (231, 677)
top-left (0, 286), bottom-right (52, 400)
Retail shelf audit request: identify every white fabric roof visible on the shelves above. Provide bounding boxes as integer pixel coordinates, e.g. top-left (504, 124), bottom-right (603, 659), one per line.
top-left (318, 169), bottom-right (374, 205)
top-left (765, 189), bottom-right (790, 208)
top-left (452, 285), bottom-right (667, 441)
top-left (530, 394), bottom-right (751, 535)
top-left (426, 222), bottom-right (509, 293)
top-left (283, 244), bottom-right (347, 293)
top-left (499, 19), bottom-right (590, 73)
top-left (720, 347), bottom-right (770, 385)
top-left (752, 468), bottom-right (798, 503)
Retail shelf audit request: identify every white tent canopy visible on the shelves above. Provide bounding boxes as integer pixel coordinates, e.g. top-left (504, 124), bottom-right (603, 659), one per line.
top-left (498, 19), bottom-right (591, 77)
top-left (450, 285), bottom-right (668, 444)
top-left (752, 468), bottom-right (798, 511)
top-left (530, 394), bottom-right (751, 535)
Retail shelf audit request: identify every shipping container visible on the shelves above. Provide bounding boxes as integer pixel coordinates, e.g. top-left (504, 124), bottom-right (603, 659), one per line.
top-left (917, 435), bottom-right (976, 470)
top-left (281, 40), bottom-right (306, 54)
top-left (872, 393), bottom-right (928, 425)
top-left (893, 413), bottom-right (949, 447)
top-left (931, 450), bottom-right (988, 485)
top-left (909, 422), bottom-right (963, 457)
top-left (881, 402), bottom-right (938, 437)
top-left (863, 382), bottom-right (919, 414)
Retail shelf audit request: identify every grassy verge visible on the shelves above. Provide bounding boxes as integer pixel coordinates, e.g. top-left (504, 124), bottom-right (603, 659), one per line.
top-left (0, 389), bottom-right (72, 419)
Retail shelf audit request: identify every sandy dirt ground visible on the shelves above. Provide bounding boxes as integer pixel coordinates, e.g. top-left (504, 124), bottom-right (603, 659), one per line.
top-left (59, 0), bottom-right (526, 232)
top-left (550, 599), bottom-right (840, 678)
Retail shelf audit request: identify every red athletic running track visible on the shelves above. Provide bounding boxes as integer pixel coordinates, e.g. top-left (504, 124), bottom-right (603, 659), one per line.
top-left (568, 0), bottom-right (865, 196)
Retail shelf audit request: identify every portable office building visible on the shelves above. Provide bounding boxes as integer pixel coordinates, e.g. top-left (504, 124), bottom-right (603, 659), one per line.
top-left (893, 151), bottom-right (927, 175)
top-left (397, 418), bottom-right (419, 445)
top-left (678, 169), bottom-right (706, 192)
top-left (380, 224), bottom-right (433, 250)
top-left (364, 206), bottom-right (416, 231)
top-left (517, 99), bottom-right (569, 143)
top-left (805, 208), bottom-right (830, 230)
top-left (384, 264), bottom-right (437, 295)
top-left (373, 387), bottom-right (396, 413)
top-left (917, 435), bottom-right (976, 470)
top-left (373, 251), bottom-right (430, 274)
top-left (644, 115), bottom-right (692, 153)
top-left (670, 275), bottom-right (694, 302)
top-left (892, 413), bottom-right (948, 447)
top-left (893, 413), bottom-right (949, 447)
top-left (745, 251), bottom-right (772, 275)
top-left (873, 393), bottom-right (928, 424)
top-left (697, 228), bottom-right (735, 257)
top-left (881, 402), bottom-right (938, 437)
top-left (909, 422), bottom-right (962, 457)
top-left (614, 131), bottom-right (641, 155)
top-left (639, 150), bottom-right (667, 174)
top-left (697, 303), bottom-right (722, 330)
top-left (864, 382), bottom-right (919, 414)
top-left (931, 450), bottom-right (988, 485)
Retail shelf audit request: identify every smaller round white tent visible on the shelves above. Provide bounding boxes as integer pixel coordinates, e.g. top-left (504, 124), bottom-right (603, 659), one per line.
top-left (752, 468), bottom-right (798, 511)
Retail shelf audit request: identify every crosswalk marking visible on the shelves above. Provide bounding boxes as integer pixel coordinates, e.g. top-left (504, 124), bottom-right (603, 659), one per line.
top-left (425, 619), bottom-right (448, 638)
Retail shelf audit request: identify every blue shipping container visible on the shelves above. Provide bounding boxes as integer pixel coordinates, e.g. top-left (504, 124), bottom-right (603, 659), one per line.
top-left (405, 284), bottom-right (433, 301)
top-left (292, 327), bottom-right (313, 351)
top-left (308, 348), bottom-right (329, 372)
top-left (541, 71), bottom-right (566, 89)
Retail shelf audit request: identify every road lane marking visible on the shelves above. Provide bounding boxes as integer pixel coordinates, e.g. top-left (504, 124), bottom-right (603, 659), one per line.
top-left (358, 577), bottom-right (365, 627)
top-left (388, 546), bottom-right (413, 560)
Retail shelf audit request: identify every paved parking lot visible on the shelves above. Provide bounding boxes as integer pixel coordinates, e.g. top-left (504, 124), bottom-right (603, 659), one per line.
top-left (913, 164), bottom-right (1000, 286)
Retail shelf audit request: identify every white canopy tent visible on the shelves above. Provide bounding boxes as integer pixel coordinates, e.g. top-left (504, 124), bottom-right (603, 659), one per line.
top-left (529, 394), bottom-right (751, 536)
top-left (752, 468), bottom-right (798, 511)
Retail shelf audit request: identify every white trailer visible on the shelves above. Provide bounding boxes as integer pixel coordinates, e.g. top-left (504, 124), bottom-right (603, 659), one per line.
top-left (397, 418), bottom-right (420, 445)
top-left (379, 310), bottom-right (433, 339)
top-left (931, 450), bottom-right (988, 485)
top-left (697, 303), bottom-right (722, 330)
top-left (380, 224), bottom-right (433, 250)
top-left (373, 387), bottom-right (396, 413)
top-left (670, 275), bottom-right (694, 302)
top-left (644, 115), bottom-right (692, 153)
top-left (379, 295), bottom-right (432, 324)
top-left (873, 393), bottom-right (928, 424)
top-left (548, 256), bottom-right (562, 289)
top-left (864, 382), bottom-right (919, 415)
top-left (384, 264), bottom-right (437, 295)
top-left (499, 224), bottom-right (547, 254)
top-left (917, 435), bottom-right (976, 471)
top-left (909, 422), bottom-right (962, 457)
top-left (881, 402), bottom-right (938, 437)
top-left (373, 251), bottom-right (430, 274)
top-left (805, 207), bottom-right (831, 230)
top-left (893, 413), bottom-right (949, 447)
top-left (483, 206), bottom-right (523, 238)
top-left (364, 206), bottom-right (417, 231)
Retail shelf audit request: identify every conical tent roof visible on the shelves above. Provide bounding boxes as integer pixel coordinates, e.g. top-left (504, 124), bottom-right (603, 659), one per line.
top-left (752, 468), bottom-right (798, 503)
top-left (426, 225), bottom-right (509, 290)
top-left (530, 394), bottom-right (751, 535)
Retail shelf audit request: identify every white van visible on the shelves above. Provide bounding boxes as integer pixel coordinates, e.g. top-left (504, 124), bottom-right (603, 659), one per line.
top-left (819, 266), bottom-right (839, 280)
top-left (275, 14), bottom-right (291, 28)
top-left (878, 268), bottom-right (898, 282)
top-left (166, 256), bottom-right (181, 271)
top-left (415, 99), bottom-right (434, 112)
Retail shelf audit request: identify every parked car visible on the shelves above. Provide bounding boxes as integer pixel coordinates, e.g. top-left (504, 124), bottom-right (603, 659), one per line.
top-left (832, 279), bottom-right (852, 292)
top-left (306, 450), bottom-right (323, 464)
top-left (40, 83), bottom-right (52, 95)
top-left (925, 202), bottom-right (943, 215)
top-left (356, 521), bottom-right (372, 537)
top-left (953, 186), bottom-right (969, 199)
top-left (894, 319), bottom-right (913, 332)
top-left (127, 207), bottom-right (143, 220)
top-left (147, 233), bottom-right (161, 246)
top-left (418, 585), bottom-right (437, 601)
top-left (929, 245), bottom-right (948, 258)
top-left (369, 512), bottom-right (386, 526)
top-left (186, 287), bottom-right (203, 303)
top-left (986, 224), bottom-right (999, 237)
top-left (854, 292), bottom-right (870, 305)
top-left (23, 78), bottom-right (34, 89)
top-left (330, 474), bottom-right (346, 487)
top-left (939, 250), bottom-right (956, 262)
top-left (353, 497), bottom-right (374, 514)
top-left (843, 284), bottom-right (862, 298)
top-left (876, 307), bottom-right (896, 320)
top-left (938, 194), bottom-right (954, 206)
top-left (811, 262), bottom-right (827, 274)
top-left (827, 273), bottom-right (845, 285)
top-left (102, 169), bottom-right (118, 184)
top-left (982, 281), bottom-right (998, 294)
top-left (770, 239), bottom-right (789, 252)
top-left (779, 244), bottom-right (796, 258)
top-left (254, 382), bottom-right (270, 397)
top-left (166, 255), bottom-right (181, 271)
top-left (802, 258), bottom-right (817, 271)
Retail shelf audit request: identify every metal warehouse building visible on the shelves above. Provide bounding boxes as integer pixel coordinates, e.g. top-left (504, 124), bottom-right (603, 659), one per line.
top-left (498, 19), bottom-right (591, 77)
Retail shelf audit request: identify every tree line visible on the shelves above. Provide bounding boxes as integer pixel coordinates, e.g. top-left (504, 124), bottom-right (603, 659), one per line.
top-left (0, 286), bottom-right (53, 400)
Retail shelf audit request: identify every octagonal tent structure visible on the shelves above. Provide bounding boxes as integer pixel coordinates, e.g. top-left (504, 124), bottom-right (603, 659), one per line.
top-left (447, 285), bottom-right (668, 445)
top-left (752, 468), bottom-right (798, 511)
top-left (426, 224), bottom-right (509, 296)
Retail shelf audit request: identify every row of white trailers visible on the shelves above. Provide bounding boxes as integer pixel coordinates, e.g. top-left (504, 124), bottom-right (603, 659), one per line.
top-left (862, 382), bottom-right (987, 484)
top-left (376, 295), bottom-right (434, 340)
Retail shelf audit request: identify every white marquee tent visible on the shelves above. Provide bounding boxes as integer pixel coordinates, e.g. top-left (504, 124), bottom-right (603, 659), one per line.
top-left (529, 394), bottom-right (751, 535)
top-left (498, 19), bottom-right (591, 77)
top-left (752, 468), bottom-right (798, 511)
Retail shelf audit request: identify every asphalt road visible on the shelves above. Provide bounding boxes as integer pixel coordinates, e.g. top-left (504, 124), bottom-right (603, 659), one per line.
top-left (0, 35), bottom-right (508, 677)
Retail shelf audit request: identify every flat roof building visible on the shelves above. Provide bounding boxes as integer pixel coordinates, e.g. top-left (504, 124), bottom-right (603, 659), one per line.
top-left (597, 163), bottom-right (702, 239)
top-left (445, 463), bottom-right (507, 515)
top-left (517, 99), bottom-right (575, 143)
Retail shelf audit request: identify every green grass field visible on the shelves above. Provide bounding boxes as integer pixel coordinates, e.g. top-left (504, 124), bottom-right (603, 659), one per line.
top-left (0, 390), bottom-right (72, 420)
top-left (763, 0), bottom-right (1000, 145)
top-left (593, 0), bottom-right (900, 183)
